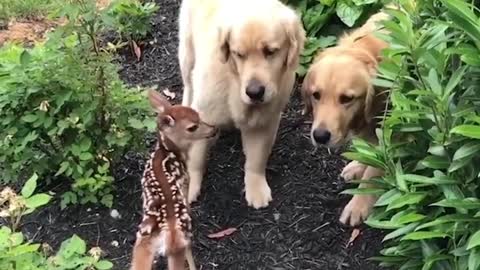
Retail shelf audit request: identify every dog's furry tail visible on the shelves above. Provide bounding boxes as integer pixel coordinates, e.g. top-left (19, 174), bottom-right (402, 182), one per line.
top-left (338, 2), bottom-right (405, 46)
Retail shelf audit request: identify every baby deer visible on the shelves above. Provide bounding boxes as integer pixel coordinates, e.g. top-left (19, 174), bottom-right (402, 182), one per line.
top-left (131, 90), bottom-right (217, 270)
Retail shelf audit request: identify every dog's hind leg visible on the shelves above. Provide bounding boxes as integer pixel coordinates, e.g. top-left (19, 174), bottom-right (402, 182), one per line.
top-left (178, 0), bottom-right (195, 106)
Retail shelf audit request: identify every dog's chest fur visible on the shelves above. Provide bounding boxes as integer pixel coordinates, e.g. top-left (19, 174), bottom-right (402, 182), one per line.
top-left (137, 134), bottom-right (192, 238)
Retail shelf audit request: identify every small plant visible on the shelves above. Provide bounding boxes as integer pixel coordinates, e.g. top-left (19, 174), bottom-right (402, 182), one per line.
top-left (344, 1), bottom-right (480, 269)
top-left (105, 0), bottom-right (159, 58)
top-left (0, 177), bottom-right (113, 269)
top-left (0, 0), bottom-right (156, 208)
top-left (0, 173), bottom-right (51, 231)
top-left (107, 0), bottom-right (158, 41)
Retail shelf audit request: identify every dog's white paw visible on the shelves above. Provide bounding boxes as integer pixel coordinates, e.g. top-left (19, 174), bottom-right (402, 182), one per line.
top-left (340, 161), bottom-right (367, 181)
top-left (339, 195), bottom-right (376, 227)
top-left (187, 171), bottom-right (203, 203)
top-left (245, 173), bottom-right (272, 209)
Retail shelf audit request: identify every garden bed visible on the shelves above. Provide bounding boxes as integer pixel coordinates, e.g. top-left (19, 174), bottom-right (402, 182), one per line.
top-left (23, 0), bottom-right (385, 268)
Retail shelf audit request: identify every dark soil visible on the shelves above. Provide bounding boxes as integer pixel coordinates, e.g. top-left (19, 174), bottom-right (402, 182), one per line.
top-left (21, 0), bottom-right (385, 269)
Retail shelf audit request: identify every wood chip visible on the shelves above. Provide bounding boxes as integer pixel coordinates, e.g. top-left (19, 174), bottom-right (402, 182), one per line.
top-left (207, 227), bottom-right (237, 239)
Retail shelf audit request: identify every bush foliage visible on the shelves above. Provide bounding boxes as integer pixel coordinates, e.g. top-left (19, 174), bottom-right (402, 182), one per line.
top-left (344, 0), bottom-right (480, 269)
top-left (0, 174), bottom-right (112, 269)
top-left (283, 0), bottom-right (384, 75)
top-left (0, 0), bottom-right (156, 208)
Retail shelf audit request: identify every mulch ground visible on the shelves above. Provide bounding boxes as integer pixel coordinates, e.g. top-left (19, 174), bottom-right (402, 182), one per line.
top-left (22, 0), bottom-right (386, 269)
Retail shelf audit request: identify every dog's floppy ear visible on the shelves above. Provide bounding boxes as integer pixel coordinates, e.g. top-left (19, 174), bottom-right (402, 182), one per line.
top-left (301, 68), bottom-right (314, 115)
top-left (351, 48), bottom-right (378, 76)
top-left (364, 84), bottom-right (376, 124)
top-left (218, 27), bottom-right (231, 63)
top-left (283, 10), bottom-right (306, 69)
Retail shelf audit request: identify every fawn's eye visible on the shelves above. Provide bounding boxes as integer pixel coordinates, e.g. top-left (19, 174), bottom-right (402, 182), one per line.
top-left (339, 94), bottom-right (355, 105)
top-left (187, 125), bottom-right (198, 132)
top-left (263, 47), bottom-right (278, 57)
top-left (312, 91), bottom-right (321, 101)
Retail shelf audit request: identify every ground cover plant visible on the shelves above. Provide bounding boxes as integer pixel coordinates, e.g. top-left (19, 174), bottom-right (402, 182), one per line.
top-left (0, 174), bottom-right (113, 269)
top-left (0, 0), bottom-right (157, 208)
top-left (344, 0), bottom-right (480, 269)
top-left (0, 0), bottom-right (63, 22)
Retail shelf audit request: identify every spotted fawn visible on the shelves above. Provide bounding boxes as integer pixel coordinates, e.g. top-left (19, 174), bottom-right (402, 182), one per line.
top-left (131, 90), bottom-right (217, 270)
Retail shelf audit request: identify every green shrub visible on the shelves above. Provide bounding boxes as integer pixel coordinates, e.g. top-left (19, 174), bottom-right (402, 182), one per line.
top-left (105, 0), bottom-right (159, 42)
top-left (344, 1), bottom-right (480, 269)
top-left (0, 0), bottom-right (156, 208)
top-left (283, 0), bottom-right (384, 75)
top-left (0, 0), bottom-right (62, 22)
top-left (0, 175), bottom-right (112, 270)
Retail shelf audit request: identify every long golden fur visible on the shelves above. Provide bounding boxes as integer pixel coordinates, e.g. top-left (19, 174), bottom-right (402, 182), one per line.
top-left (302, 10), bottom-right (390, 226)
top-left (178, 0), bottom-right (305, 208)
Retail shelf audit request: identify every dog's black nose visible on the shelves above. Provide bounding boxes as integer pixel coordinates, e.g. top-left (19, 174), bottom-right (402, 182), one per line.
top-left (246, 80), bottom-right (265, 101)
top-left (313, 128), bottom-right (331, 144)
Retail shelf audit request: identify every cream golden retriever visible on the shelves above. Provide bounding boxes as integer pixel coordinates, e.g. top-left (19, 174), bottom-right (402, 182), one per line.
top-left (178, 0), bottom-right (305, 208)
top-left (302, 11), bottom-right (390, 226)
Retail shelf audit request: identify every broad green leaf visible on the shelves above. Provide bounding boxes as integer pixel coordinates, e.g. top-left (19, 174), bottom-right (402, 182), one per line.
top-left (451, 125), bottom-right (480, 139)
top-left (469, 248), bottom-right (480, 270)
top-left (336, 2), bottom-right (362, 27)
top-left (453, 142), bottom-right (480, 161)
top-left (425, 69), bottom-right (442, 95)
top-left (21, 173), bottom-right (39, 198)
top-left (341, 188), bottom-right (385, 195)
top-left (79, 152), bottom-right (94, 161)
top-left (365, 219), bottom-right (403, 230)
top-left (432, 198), bottom-right (480, 209)
top-left (445, 66), bottom-right (467, 97)
top-left (419, 156), bottom-right (449, 169)
top-left (375, 189), bottom-right (403, 206)
top-left (387, 193), bottom-right (427, 211)
top-left (25, 194), bottom-right (52, 209)
top-left (20, 50), bottom-right (31, 66)
top-left (401, 231), bottom-right (449, 241)
top-left (468, 230), bottom-right (480, 250)
top-left (79, 138), bottom-right (92, 152)
top-left (55, 161), bottom-right (70, 177)
top-left (21, 114), bottom-right (38, 123)
top-left (416, 214), bottom-right (477, 231)
top-left (58, 234), bottom-right (86, 258)
top-left (383, 222), bottom-right (419, 242)
top-left (128, 118), bottom-right (145, 129)
top-left (95, 260), bottom-right (114, 270)
top-left (399, 174), bottom-right (457, 185)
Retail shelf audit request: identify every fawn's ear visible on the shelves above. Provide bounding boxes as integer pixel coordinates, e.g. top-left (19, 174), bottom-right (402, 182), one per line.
top-left (148, 90), bottom-right (171, 114)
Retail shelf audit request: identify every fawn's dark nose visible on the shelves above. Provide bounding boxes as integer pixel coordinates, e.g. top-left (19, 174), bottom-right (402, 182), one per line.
top-left (312, 128), bottom-right (331, 144)
top-left (246, 79), bottom-right (265, 102)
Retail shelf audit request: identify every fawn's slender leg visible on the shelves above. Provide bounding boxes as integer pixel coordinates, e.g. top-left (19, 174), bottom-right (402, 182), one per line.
top-left (131, 236), bottom-right (154, 270)
top-left (241, 116), bottom-right (280, 209)
top-left (185, 246), bottom-right (196, 270)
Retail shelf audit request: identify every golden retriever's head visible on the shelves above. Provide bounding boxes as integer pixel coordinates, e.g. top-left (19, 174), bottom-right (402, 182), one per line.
top-left (302, 48), bottom-right (378, 147)
top-left (218, 2), bottom-right (305, 106)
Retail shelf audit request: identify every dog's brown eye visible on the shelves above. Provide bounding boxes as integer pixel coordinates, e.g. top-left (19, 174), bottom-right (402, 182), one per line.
top-left (233, 51), bottom-right (245, 59)
top-left (187, 125), bottom-right (198, 132)
top-left (312, 91), bottom-right (321, 100)
top-left (339, 94), bottom-right (355, 104)
top-left (263, 47), bottom-right (278, 57)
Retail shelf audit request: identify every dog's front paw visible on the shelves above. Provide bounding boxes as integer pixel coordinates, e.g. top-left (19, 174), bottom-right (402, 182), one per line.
top-left (187, 171), bottom-right (203, 203)
top-left (339, 195), bottom-right (376, 226)
top-left (244, 172), bottom-right (272, 209)
top-left (341, 161), bottom-right (367, 181)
